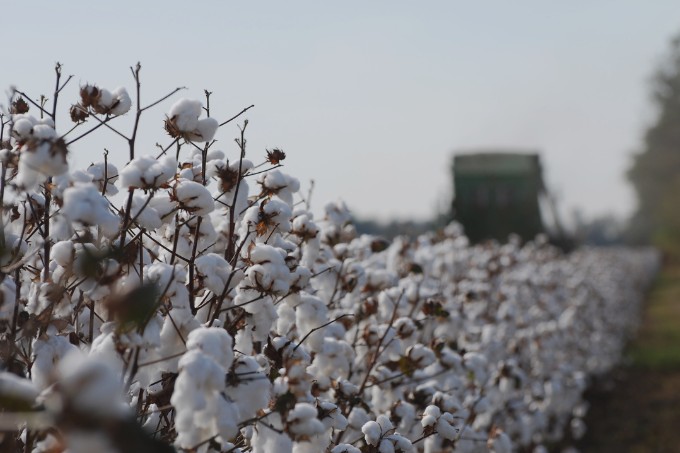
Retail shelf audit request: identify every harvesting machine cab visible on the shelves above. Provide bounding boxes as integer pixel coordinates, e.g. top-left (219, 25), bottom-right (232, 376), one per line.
top-left (451, 152), bottom-right (571, 248)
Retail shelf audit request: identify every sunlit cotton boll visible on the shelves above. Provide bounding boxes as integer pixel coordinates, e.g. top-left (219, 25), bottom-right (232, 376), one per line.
top-left (174, 179), bottom-right (215, 216)
top-left (167, 98), bottom-right (202, 132)
top-left (109, 87), bottom-right (132, 116)
top-left (187, 117), bottom-right (219, 143)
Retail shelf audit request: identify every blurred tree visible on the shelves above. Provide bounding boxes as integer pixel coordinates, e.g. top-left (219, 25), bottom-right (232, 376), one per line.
top-left (628, 35), bottom-right (680, 256)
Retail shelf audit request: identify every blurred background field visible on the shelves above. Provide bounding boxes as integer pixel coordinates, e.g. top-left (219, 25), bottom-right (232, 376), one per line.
top-left (577, 265), bottom-right (680, 452)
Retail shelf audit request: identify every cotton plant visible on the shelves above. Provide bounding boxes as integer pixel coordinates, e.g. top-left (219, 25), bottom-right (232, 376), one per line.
top-left (0, 64), bottom-right (661, 453)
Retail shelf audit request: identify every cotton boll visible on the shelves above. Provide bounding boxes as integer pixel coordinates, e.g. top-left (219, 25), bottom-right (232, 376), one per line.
top-left (189, 117), bottom-right (219, 142)
top-left (406, 344), bottom-right (436, 369)
top-left (0, 372), bottom-right (38, 405)
top-left (294, 294), bottom-right (328, 351)
top-left (51, 169), bottom-right (93, 202)
top-left (435, 412), bottom-right (459, 440)
top-left (421, 405), bottom-right (440, 429)
top-left (62, 355), bottom-right (127, 414)
top-left (97, 88), bottom-right (114, 109)
top-left (250, 413), bottom-right (293, 453)
top-left (12, 117), bottom-right (35, 140)
top-left (87, 161), bottom-right (119, 195)
top-left (312, 338), bottom-right (353, 378)
top-left (287, 402), bottom-right (325, 438)
top-left (331, 445), bottom-right (361, 453)
top-left (248, 298), bottom-right (278, 343)
top-left (172, 328), bottom-right (242, 446)
top-left (110, 87), bottom-right (132, 116)
top-left (241, 244), bottom-right (292, 296)
top-left (224, 356), bottom-right (271, 421)
top-left (171, 349), bottom-right (240, 449)
top-left (131, 195), bottom-right (163, 229)
top-left (362, 421), bottom-right (382, 446)
top-left (317, 400), bottom-right (348, 431)
top-left (26, 281), bottom-right (73, 318)
top-left (258, 170), bottom-right (300, 207)
top-left (488, 429), bottom-right (513, 453)
top-left (379, 439), bottom-right (395, 453)
top-left (185, 327), bottom-right (234, 369)
top-left (167, 98), bottom-right (202, 132)
top-left (147, 193), bottom-right (177, 223)
top-left (174, 179), bottom-right (215, 216)
top-left (158, 313), bottom-right (199, 373)
top-left (62, 183), bottom-right (120, 237)
top-left (240, 198), bottom-right (293, 242)
top-left (195, 253), bottom-right (243, 295)
top-left (16, 139), bottom-right (69, 189)
top-left (119, 155), bottom-right (177, 190)
top-left (31, 124), bottom-right (57, 140)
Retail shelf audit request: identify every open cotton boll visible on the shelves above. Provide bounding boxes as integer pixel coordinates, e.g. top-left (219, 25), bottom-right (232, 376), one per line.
top-left (185, 327), bottom-right (234, 369)
top-left (488, 429), bottom-right (513, 453)
top-left (97, 88), bottom-right (115, 109)
top-left (16, 139), bottom-right (69, 189)
top-left (240, 198), bottom-right (293, 242)
top-left (362, 421), bottom-right (382, 446)
top-left (171, 349), bottom-right (240, 450)
top-left (331, 445), bottom-right (361, 453)
top-left (30, 279), bottom-right (70, 316)
top-left (173, 179), bottom-right (215, 216)
top-left (131, 195), bottom-right (163, 229)
top-left (224, 356), bottom-right (271, 421)
top-left (50, 169), bottom-right (93, 201)
top-left (31, 124), bottom-right (58, 140)
top-left (188, 117), bottom-right (219, 142)
top-left (87, 162), bottom-right (119, 195)
top-left (435, 412), bottom-right (459, 440)
top-left (12, 117), bottom-right (35, 140)
top-left (109, 87), bottom-right (132, 116)
top-left (62, 183), bottom-right (120, 237)
top-left (148, 194), bottom-right (177, 224)
top-left (258, 170), bottom-right (300, 207)
top-left (318, 400), bottom-right (348, 430)
top-left (50, 352), bottom-right (128, 417)
top-left (0, 371), bottom-right (38, 406)
top-left (287, 402), bottom-right (325, 438)
top-left (32, 334), bottom-right (79, 390)
top-left (195, 253), bottom-right (243, 294)
top-left (167, 98), bottom-right (202, 132)
top-left (119, 155), bottom-right (177, 190)
top-left (421, 405), bottom-right (440, 429)
top-left (243, 252), bottom-right (291, 295)
top-left (323, 200), bottom-right (352, 226)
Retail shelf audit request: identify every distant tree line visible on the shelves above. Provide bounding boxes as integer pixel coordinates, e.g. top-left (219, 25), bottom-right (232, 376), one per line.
top-left (628, 35), bottom-right (680, 257)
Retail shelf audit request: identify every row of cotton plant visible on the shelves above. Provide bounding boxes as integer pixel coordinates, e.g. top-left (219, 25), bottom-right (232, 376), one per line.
top-left (0, 64), bottom-right (659, 453)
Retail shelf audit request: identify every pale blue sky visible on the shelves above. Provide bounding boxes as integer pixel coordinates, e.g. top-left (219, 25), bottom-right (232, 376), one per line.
top-left (3, 1), bottom-right (680, 222)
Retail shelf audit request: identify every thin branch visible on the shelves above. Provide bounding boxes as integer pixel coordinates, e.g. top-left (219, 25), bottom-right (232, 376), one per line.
top-left (293, 314), bottom-right (354, 352)
top-left (141, 87), bottom-right (185, 112)
top-left (219, 104), bottom-right (255, 127)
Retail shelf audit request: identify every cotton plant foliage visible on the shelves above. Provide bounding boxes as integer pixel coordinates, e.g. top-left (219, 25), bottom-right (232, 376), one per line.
top-left (0, 65), bottom-right (659, 453)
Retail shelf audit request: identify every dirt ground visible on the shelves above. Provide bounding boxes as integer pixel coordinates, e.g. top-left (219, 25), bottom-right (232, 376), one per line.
top-left (576, 265), bottom-right (680, 453)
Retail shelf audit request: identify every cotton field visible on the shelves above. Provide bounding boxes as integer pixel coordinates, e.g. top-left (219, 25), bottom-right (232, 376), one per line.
top-left (0, 67), bottom-right (659, 452)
